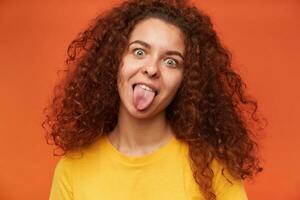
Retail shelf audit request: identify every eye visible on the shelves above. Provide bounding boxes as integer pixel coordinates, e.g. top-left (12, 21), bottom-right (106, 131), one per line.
top-left (133, 48), bottom-right (146, 57)
top-left (165, 58), bottom-right (178, 67)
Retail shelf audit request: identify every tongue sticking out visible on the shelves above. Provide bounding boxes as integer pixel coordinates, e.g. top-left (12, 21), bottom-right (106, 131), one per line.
top-left (133, 85), bottom-right (156, 110)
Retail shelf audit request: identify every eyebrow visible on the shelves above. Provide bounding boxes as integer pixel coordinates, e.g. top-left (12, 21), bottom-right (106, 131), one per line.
top-left (128, 40), bottom-right (184, 60)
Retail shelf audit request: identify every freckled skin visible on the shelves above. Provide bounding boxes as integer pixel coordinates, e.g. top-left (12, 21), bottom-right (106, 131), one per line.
top-left (118, 17), bottom-right (185, 119)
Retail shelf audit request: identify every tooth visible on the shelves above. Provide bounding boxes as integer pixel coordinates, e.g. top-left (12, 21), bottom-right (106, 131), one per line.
top-left (138, 84), bottom-right (154, 92)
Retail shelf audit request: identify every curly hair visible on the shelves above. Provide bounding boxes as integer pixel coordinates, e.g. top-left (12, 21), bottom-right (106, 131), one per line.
top-left (42, 0), bottom-right (265, 199)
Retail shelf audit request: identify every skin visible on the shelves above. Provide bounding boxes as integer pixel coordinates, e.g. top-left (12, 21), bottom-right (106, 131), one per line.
top-left (108, 17), bottom-right (186, 156)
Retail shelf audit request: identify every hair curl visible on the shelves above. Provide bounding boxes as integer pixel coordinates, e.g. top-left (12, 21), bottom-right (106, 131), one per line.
top-left (42, 0), bottom-right (265, 199)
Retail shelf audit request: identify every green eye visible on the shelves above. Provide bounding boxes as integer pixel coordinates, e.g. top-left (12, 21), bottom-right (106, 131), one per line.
top-left (133, 48), bottom-right (145, 56)
top-left (165, 58), bottom-right (178, 67)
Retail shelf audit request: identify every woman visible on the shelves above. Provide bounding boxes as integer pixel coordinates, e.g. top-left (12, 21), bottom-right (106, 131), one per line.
top-left (43, 0), bottom-right (264, 199)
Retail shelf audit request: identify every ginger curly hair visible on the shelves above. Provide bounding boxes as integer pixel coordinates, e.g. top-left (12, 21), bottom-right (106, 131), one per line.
top-left (42, 0), bottom-right (265, 199)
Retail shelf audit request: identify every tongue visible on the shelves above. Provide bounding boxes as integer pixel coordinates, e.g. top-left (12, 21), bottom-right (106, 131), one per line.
top-left (133, 85), bottom-right (156, 110)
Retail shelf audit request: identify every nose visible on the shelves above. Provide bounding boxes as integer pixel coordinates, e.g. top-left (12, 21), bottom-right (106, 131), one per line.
top-left (142, 58), bottom-right (160, 78)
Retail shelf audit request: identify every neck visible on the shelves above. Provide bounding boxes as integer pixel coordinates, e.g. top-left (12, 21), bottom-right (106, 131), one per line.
top-left (108, 105), bottom-right (174, 155)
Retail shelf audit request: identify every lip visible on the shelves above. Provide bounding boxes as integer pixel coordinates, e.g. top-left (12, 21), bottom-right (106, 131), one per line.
top-left (132, 82), bottom-right (159, 96)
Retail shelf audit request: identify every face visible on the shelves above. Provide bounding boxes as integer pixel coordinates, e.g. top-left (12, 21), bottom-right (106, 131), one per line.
top-left (117, 17), bottom-right (185, 119)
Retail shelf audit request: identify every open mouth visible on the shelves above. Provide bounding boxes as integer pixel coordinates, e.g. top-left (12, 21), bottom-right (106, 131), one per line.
top-left (132, 84), bottom-right (158, 96)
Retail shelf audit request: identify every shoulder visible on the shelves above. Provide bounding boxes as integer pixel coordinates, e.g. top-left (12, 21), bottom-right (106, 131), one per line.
top-left (50, 136), bottom-right (103, 190)
top-left (178, 142), bottom-right (248, 199)
top-left (51, 152), bottom-right (79, 186)
top-left (211, 159), bottom-right (248, 200)
top-left (49, 155), bottom-right (74, 199)
top-left (53, 135), bottom-right (104, 175)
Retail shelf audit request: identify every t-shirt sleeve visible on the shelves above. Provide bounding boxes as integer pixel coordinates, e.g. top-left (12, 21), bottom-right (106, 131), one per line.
top-left (212, 160), bottom-right (248, 200)
top-left (49, 156), bottom-right (73, 200)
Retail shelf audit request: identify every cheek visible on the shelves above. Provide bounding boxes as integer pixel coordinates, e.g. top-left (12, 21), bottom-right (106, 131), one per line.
top-left (119, 57), bottom-right (140, 81)
top-left (164, 73), bottom-right (183, 93)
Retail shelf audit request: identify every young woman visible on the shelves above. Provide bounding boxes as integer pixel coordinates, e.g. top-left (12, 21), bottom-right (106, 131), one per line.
top-left (43, 0), bottom-right (264, 199)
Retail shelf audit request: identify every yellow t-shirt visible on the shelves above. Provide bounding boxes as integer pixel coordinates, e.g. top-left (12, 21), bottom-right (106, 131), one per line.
top-left (49, 135), bottom-right (248, 200)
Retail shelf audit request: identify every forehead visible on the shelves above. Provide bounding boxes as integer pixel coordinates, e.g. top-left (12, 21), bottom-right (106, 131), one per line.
top-left (128, 18), bottom-right (185, 53)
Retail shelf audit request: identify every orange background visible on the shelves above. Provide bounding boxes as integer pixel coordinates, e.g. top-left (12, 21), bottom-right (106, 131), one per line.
top-left (1, 0), bottom-right (299, 199)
